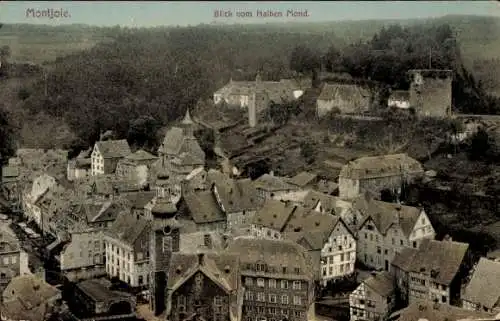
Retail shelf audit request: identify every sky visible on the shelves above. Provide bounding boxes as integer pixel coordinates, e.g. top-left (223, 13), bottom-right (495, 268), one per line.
top-left (1, 1), bottom-right (499, 27)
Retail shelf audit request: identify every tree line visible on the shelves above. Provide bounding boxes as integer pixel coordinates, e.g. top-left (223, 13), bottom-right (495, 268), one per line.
top-left (1, 22), bottom-right (497, 158)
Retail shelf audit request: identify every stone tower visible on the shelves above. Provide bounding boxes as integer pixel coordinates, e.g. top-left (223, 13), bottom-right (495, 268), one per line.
top-left (149, 217), bottom-right (180, 315)
top-left (408, 69), bottom-right (453, 118)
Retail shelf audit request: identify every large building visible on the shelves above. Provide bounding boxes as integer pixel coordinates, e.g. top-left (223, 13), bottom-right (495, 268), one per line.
top-left (462, 258), bottom-right (500, 313)
top-left (354, 197), bottom-right (435, 271)
top-left (338, 154), bottom-right (424, 200)
top-left (226, 237), bottom-right (315, 321)
top-left (349, 271), bottom-right (395, 321)
top-left (91, 139), bottom-right (131, 176)
top-left (316, 83), bottom-right (371, 117)
top-left (392, 238), bottom-right (472, 306)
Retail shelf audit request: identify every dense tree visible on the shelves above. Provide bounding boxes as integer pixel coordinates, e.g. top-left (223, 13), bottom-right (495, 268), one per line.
top-left (289, 45), bottom-right (321, 74)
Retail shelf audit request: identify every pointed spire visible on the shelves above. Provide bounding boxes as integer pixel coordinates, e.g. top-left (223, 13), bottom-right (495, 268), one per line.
top-left (182, 108), bottom-right (194, 125)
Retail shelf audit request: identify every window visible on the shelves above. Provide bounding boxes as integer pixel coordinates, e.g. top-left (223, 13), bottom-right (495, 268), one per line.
top-left (384, 249), bottom-right (388, 255)
top-left (177, 295), bottom-right (187, 306)
top-left (214, 296), bottom-right (223, 305)
top-left (322, 268), bottom-right (326, 276)
top-left (257, 292), bottom-right (265, 302)
top-left (422, 217), bottom-right (426, 224)
top-left (245, 291), bottom-right (253, 300)
top-left (377, 246), bottom-right (381, 254)
top-left (392, 238), bottom-right (395, 245)
top-left (340, 253), bottom-right (345, 261)
top-left (442, 296), bottom-right (447, 303)
top-left (281, 309), bottom-right (288, 315)
top-left (268, 307), bottom-right (276, 314)
top-left (293, 296), bottom-right (302, 305)
top-left (138, 275), bottom-right (144, 285)
top-left (400, 239), bottom-right (404, 246)
top-left (269, 279), bottom-right (276, 288)
top-left (269, 294), bottom-right (277, 303)
top-left (245, 277), bottom-right (253, 286)
top-left (364, 232), bottom-right (367, 239)
top-left (281, 280), bottom-right (288, 289)
top-left (292, 281), bottom-right (301, 290)
top-left (413, 241), bottom-right (417, 248)
top-left (257, 278), bottom-right (265, 287)
top-left (294, 267), bottom-right (300, 274)
top-left (329, 266), bottom-right (333, 275)
top-left (281, 295), bottom-right (289, 304)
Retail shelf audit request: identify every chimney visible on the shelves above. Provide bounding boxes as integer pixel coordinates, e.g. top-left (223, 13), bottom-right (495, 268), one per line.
top-left (198, 252), bottom-right (204, 265)
top-left (443, 234), bottom-right (452, 242)
top-left (269, 170), bottom-right (274, 176)
top-left (395, 206), bottom-right (401, 224)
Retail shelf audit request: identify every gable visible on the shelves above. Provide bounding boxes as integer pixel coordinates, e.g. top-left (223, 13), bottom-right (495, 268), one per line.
top-left (360, 217), bottom-right (382, 235)
top-left (329, 219), bottom-right (353, 239)
top-left (92, 144), bottom-right (100, 157)
top-left (297, 237), bottom-right (314, 250)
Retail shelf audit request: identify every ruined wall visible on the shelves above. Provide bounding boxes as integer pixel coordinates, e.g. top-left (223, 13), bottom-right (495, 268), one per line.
top-left (410, 75), bottom-right (452, 117)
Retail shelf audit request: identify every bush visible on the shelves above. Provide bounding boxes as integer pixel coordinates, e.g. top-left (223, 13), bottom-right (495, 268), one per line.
top-left (18, 87), bottom-right (31, 100)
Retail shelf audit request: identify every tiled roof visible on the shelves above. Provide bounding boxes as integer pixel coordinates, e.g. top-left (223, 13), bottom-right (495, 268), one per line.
top-left (179, 231), bottom-right (227, 253)
top-left (463, 258), bottom-right (500, 309)
top-left (207, 170), bottom-right (261, 213)
top-left (105, 212), bottom-right (150, 247)
top-left (226, 236), bottom-right (315, 280)
top-left (214, 79), bottom-right (299, 104)
top-left (252, 199), bottom-right (298, 231)
top-left (167, 252), bottom-right (240, 293)
top-left (158, 127), bottom-right (205, 164)
top-left (1, 275), bottom-right (60, 321)
top-left (288, 171), bottom-right (317, 188)
top-left (254, 174), bottom-right (297, 192)
top-left (303, 190), bottom-right (348, 215)
top-left (183, 190), bottom-right (226, 224)
top-left (392, 239), bottom-right (469, 285)
top-left (389, 90), bottom-right (410, 101)
top-left (393, 300), bottom-right (496, 321)
top-left (317, 83), bottom-right (370, 101)
top-left (284, 208), bottom-right (338, 235)
top-left (77, 279), bottom-right (132, 303)
top-left (363, 271), bottom-right (394, 297)
top-left (354, 198), bottom-right (422, 237)
top-left (95, 139), bottom-right (131, 159)
top-left (151, 198), bottom-right (177, 215)
top-left (339, 153), bottom-right (424, 180)
top-left (124, 191), bottom-right (156, 209)
top-left (159, 127), bottom-right (184, 155)
top-left (124, 149), bottom-right (158, 161)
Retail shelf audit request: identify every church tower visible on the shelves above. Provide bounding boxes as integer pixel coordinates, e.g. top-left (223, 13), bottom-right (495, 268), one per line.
top-left (149, 218), bottom-right (180, 315)
top-left (181, 108), bottom-right (195, 137)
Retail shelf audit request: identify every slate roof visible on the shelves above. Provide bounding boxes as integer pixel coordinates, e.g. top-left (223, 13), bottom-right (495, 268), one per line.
top-left (462, 258), bottom-right (500, 309)
top-left (363, 271), bottom-right (394, 297)
top-left (252, 199), bottom-right (298, 231)
top-left (167, 252), bottom-right (240, 294)
top-left (124, 149), bottom-right (158, 161)
top-left (339, 153), bottom-right (424, 180)
top-left (1, 275), bottom-right (60, 321)
top-left (317, 83), bottom-right (370, 101)
top-left (105, 213), bottom-right (150, 247)
top-left (392, 239), bottom-right (469, 285)
top-left (354, 198), bottom-right (423, 237)
top-left (393, 300), bottom-right (496, 321)
top-left (95, 139), bottom-right (131, 159)
top-left (254, 174), bottom-right (297, 192)
top-left (214, 79), bottom-right (299, 104)
top-left (303, 190), bottom-right (348, 215)
top-left (389, 90), bottom-right (410, 101)
top-left (207, 170), bottom-right (261, 213)
top-left (86, 201), bottom-right (126, 223)
top-left (159, 127), bottom-right (184, 155)
top-left (288, 171), bottom-right (318, 188)
top-left (124, 191), bottom-right (156, 209)
top-left (284, 207), bottom-right (337, 234)
top-left (183, 190), bottom-right (226, 224)
top-left (77, 279), bottom-right (132, 303)
top-left (151, 198), bottom-right (178, 215)
top-left (158, 126), bottom-right (205, 164)
top-left (226, 236), bottom-right (315, 280)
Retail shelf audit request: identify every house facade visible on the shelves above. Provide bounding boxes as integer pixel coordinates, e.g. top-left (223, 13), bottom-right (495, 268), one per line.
top-left (316, 83), bottom-right (371, 117)
top-left (388, 90), bottom-right (411, 109)
top-left (115, 149), bottom-right (158, 185)
top-left (0, 228), bottom-right (30, 291)
top-left (392, 238), bottom-right (472, 306)
top-left (254, 174), bottom-right (299, 202)
top-left (165, 252), bottom-right (241, 321)
top-left (91, 139), bottom-right (131, 176)
top-left (349, 272), bottom-right (395, 321)
top-left (338, 154), bottom-right (424, 200)
top-left (355, 198), bottom-right (435, 271)
top-left (250, 199), bottom-right (298, 240)
top-left (104, 213), bottom-right (151, 288)
top-left (226, 237), bottom-right (315, 321)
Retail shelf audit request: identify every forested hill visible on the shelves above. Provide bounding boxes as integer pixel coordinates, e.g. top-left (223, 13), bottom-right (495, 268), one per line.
top-left (0, 14), bottom-right (499, 157)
